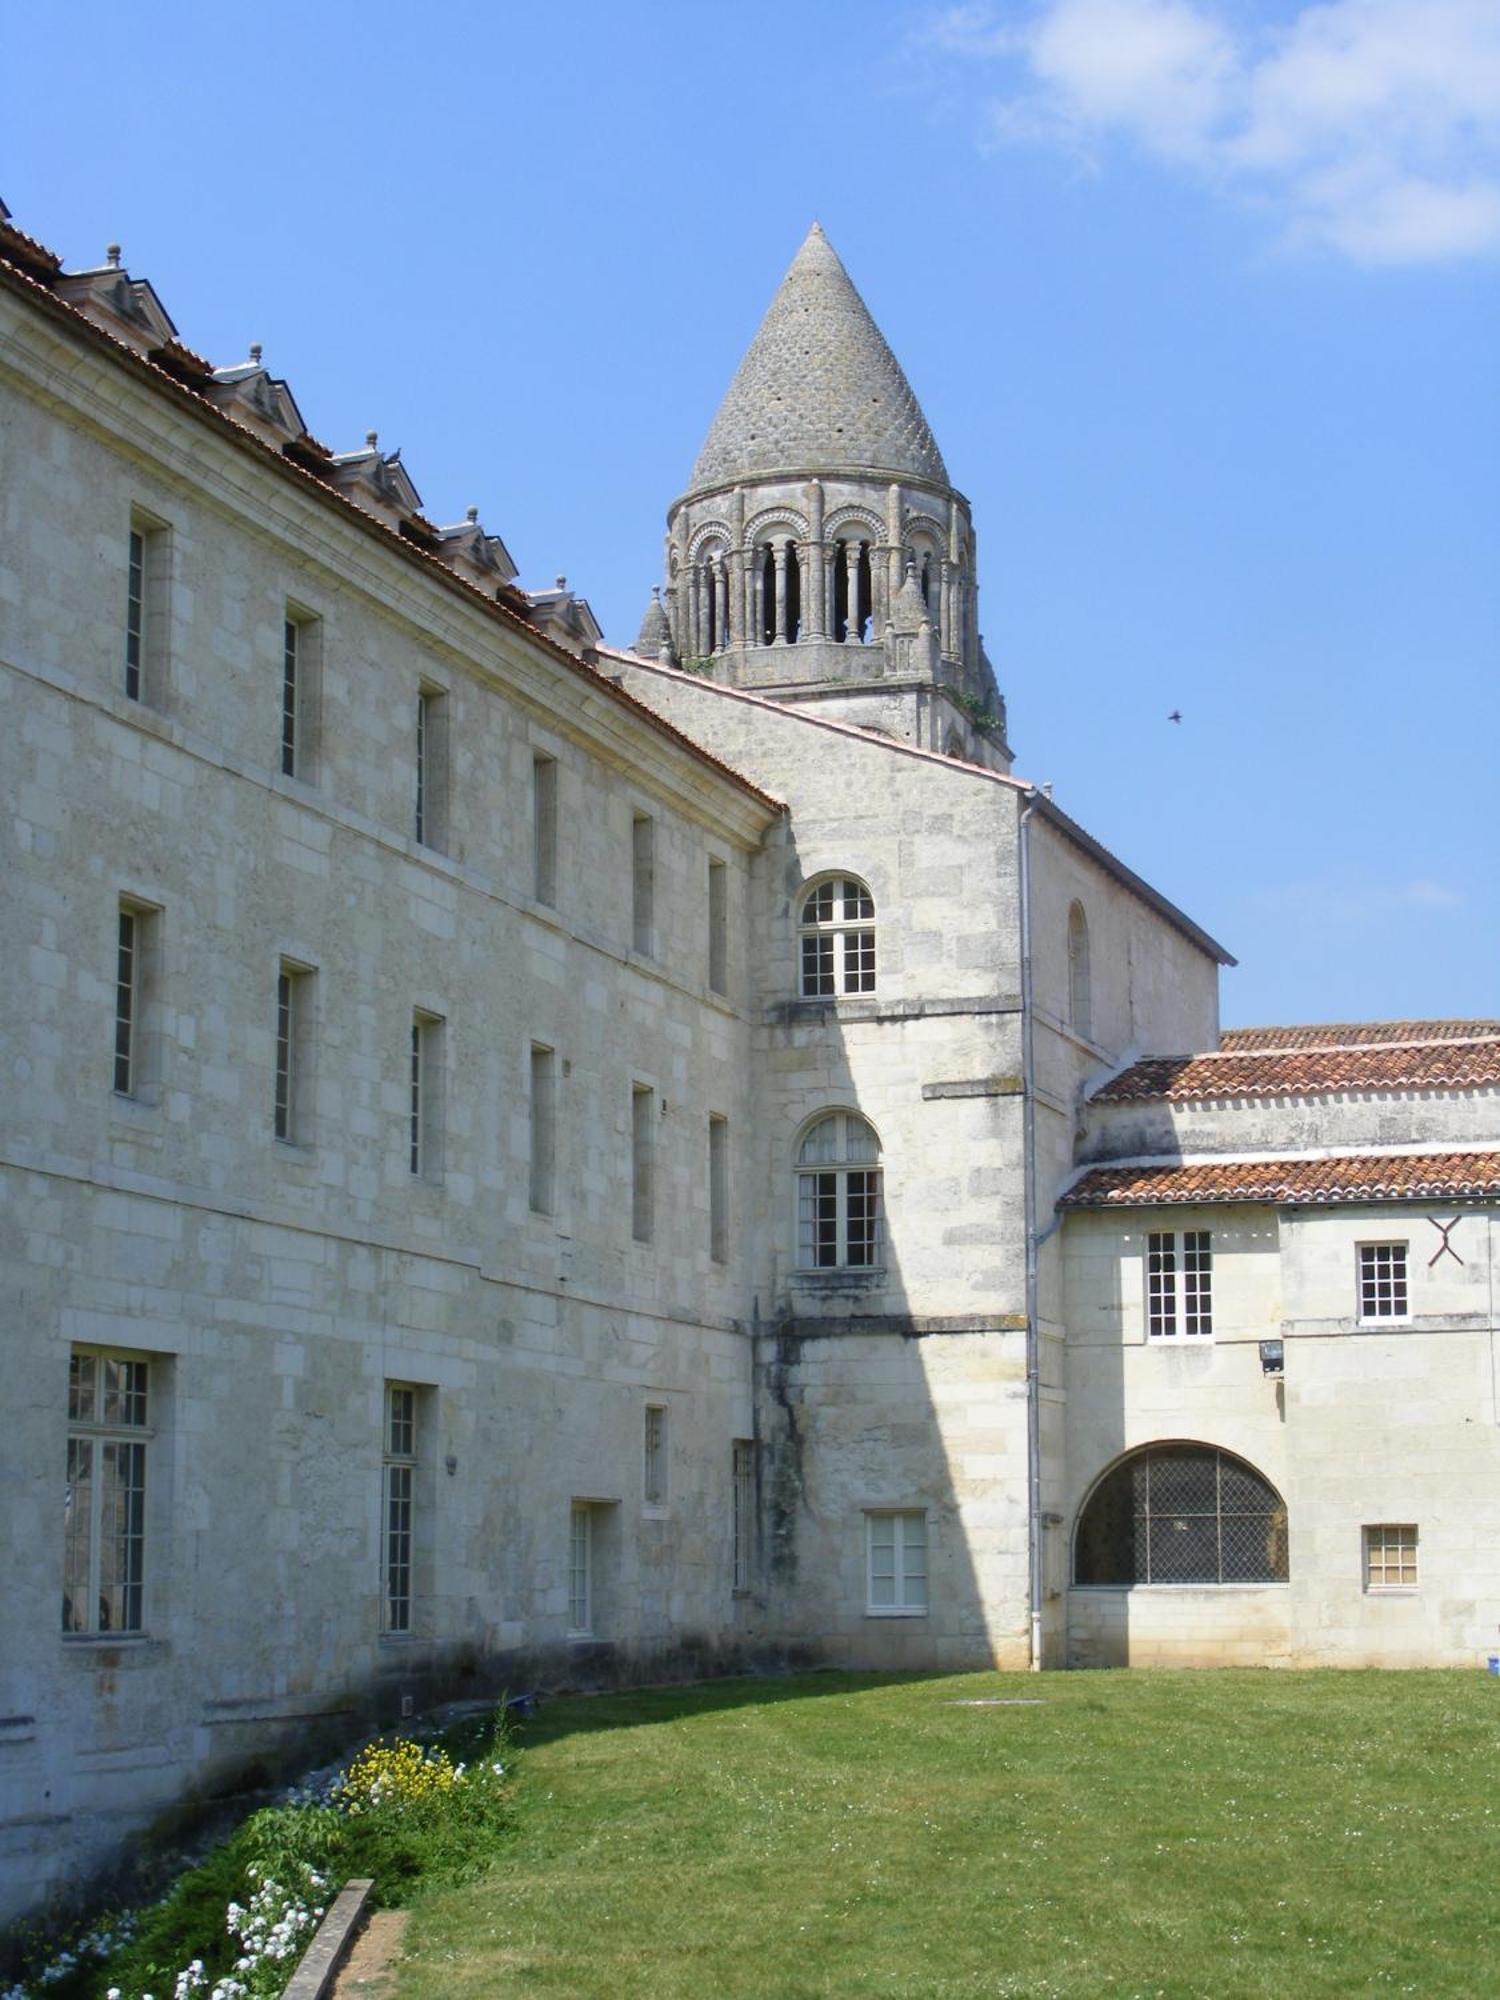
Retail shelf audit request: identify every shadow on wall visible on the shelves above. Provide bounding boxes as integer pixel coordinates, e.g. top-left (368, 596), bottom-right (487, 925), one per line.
top-left (747, 827), bottom-right (1019, 1674)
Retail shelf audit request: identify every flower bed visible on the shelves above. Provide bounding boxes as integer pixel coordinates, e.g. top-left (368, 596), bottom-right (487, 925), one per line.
top-left (3, 1710), bottom-right (513, 2000)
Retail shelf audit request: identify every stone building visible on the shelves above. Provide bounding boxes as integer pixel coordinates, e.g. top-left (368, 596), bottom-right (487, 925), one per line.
top-left (1, 201), bottom-right (1496, 1920)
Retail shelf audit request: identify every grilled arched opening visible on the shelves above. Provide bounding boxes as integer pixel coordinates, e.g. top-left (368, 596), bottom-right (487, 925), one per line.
top-left (1073, 1442), bottom-right (1289, 1586)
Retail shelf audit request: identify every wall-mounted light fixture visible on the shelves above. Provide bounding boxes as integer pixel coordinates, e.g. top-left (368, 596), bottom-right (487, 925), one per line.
top-left (1259, 1339), bottom-right (1284, 1377)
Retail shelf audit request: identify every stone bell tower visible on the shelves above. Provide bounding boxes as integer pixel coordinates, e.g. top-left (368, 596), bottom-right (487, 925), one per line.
top-left (635, 223), bottom-right (1010, 770)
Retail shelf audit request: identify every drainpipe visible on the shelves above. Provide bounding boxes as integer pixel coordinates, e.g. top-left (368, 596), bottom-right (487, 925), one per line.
top-left (1019, 787), bottom-right (1045, 1671)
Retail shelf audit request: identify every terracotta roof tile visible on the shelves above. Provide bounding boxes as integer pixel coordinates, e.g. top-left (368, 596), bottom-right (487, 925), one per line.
top-left (1062, 1151), bottom-right (1500, 1208)
top-left (1093, 1038), bottom-right (1500, 1104)
top-left (1218, 1020), bottom-right (1500, 1052)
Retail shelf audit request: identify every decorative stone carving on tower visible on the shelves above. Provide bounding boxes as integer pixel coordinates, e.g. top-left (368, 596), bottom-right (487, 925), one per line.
top-left (639, 224), bottom-right (1009, 769)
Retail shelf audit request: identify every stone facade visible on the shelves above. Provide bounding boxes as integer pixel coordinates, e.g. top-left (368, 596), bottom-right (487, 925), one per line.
top-left (1, 198), bottom-right (1496, 1924)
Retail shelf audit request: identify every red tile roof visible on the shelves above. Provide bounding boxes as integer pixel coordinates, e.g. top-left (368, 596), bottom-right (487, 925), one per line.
top-left (1219, 1020), bottom-right (1500, 1052)
top-left (1092, 1037), bottom-right (1500, 1104)
top-left (1062, 1151), bottom-right (1500, 1208)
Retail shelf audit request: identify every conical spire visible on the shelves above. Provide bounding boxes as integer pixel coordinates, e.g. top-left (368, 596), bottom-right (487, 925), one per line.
top-left (686, 224), bottom-right (949, 492)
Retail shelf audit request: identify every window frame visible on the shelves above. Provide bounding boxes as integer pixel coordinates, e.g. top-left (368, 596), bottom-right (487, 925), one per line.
top-left (798, 876), bottom-right (876, 1000)
top-left (568, 1500), bottom-right (593, 1636)
top-left (409, 1010), bottom-right (446, 1184)
top-left (631, 812), bottom-right (655, 957)
top-left (281, 607), bottom-right (322, 782)
top-left (64, 1346), bottom-right (153, 1639)
top-left (1363, 1522), bottom-right (1418, 1592)
top-left (795, 1111), bottom-right (883, 1272)
top-left (1073, 1443), bottom-right (1290, 1589)
top-left (382, 1382), bottom-right (418, 1636)
top-left (1357, 1242), bottom-right (1409, 1324)
top-left (112, 898), bottom-right (161, 1102)
top-left (274, 958), bottom-right (316, 1148)
top-left (732, 1439), bottom-right (755, 1595)
top-left (1145, 1229), bottom-right (1213, 1339)
top-left (643, 1404), bottom-right (668, 1512)
top-left (529, 1042), bottom-right (557, 1216)
top-left (865, 1509), bottom-right (928, 1617)
top-left (631, 1083), bottom-right (655, 1246)
top-left (414, 683), bottom-right (450, 852)
top-left (707, 856), bottom-right (728, 997)
top-left (124, 510), bottom-right (170, 707)
top-left (532, 753), bottom-right (558, 906)
top-left (708, 1113), bottom-right (729, 1265)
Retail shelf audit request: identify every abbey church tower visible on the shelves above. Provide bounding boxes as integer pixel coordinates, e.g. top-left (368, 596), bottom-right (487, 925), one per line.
top-left (637, 224), bottom-right (1011, 771)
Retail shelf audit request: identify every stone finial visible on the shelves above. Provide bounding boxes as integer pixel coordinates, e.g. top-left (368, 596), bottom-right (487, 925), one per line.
top-left (555, 575), bottom-right (567, 591)
top-left (106, 243), bottom-right (122, 268)
top-left (634, 587), bottom-right (674, 662)
top-left (365, 430), bottom-right (379, 451)
top-left (249, 342), bottom-right (263, 365)
top-left (466, 505), bottom-right (479, 524)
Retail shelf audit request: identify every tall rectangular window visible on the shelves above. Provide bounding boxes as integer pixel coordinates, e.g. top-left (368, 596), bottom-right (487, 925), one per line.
top-left (274, 960), bottom-right (315, 1145)
top-left (64, 1349), bottom-right (150, 1635)
top-left (1359, 1243), bottom-right (1408, 1321)
top-left (643, 1405), bottom-right (668, 1509)
top-left (410, 1012), bottom-right (445, 1182)
top-left (281, 610), bottom-right (321, 780)
top-left (708, 1114), bottom-right (729, 1264)
top-left (568, 1501), bottom-right (592, 1635)
top-left (866, 1511), bottom-right (928, 1616)
top-left (1147, 1231), bottom-right (1212, 1337)
top-left (383, 1383), bottom-right (417, 1634)
top-left (530, 1043), bottom-right (556, 1215)
top-left (632, 813), bottom-right (655, 955)
top-left (707, 857), bottom-right (728, 996)
top-left (415, 685), bottom-right (449, 850)
top-left (113, 899), bottom-right (159, 1100)
top-left (1364, 1523), bottom-right (1418, 1589)
top-left (631, 1084), bottom-right (655, 1244)
top-left (732, 1439), bottom-right (754, 1594)
top-left (533, 754), bottom-right (557, 905)
top-left (124, 512), bottom-right (169, 705)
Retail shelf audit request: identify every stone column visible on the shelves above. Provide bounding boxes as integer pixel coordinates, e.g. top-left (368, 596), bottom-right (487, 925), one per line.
top-left (806, 482), bottom-right (826, 638)
top-left (716, 559), bottom-right (730, 648)
top-left (773, 543), bottom-right (788, 644)
top-left (750, 548), bottom-right (765, 647)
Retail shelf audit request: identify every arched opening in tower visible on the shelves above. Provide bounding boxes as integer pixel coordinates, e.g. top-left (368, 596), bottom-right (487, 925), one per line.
top-left (760, 545), bottom-right (776, 646)
top-left (784, 540), bottom-right (801, 643)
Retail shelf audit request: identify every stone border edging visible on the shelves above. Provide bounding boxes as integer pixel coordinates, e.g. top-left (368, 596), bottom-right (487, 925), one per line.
top-left (282, 1877), bottom-right (375, 1999)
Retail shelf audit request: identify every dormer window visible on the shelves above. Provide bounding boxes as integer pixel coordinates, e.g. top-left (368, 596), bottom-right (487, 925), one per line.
top-left (799, 877), bottom-right (876, 998)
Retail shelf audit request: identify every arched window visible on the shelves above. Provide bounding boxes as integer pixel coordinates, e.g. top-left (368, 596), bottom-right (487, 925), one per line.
top-left (1067, 901), bottom-right (1091, 1040)
top-left (1074, 1444), bottom-right (1288, 1586)
top-left (796, 1111), bottom-right (881, 1269)
top-left (799, 877), bottom-right (875, 997)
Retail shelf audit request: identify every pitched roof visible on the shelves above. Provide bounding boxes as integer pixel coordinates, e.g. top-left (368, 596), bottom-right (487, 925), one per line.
top-left (1092, 1036), bottom-right (1500, 1104)
top-left (1219, 1020), bottom-right (1500, 1052)
top-left (1062, 1150), bottom-right (1500, 1208)
top-left (686, 224), bottom-right (949, 493)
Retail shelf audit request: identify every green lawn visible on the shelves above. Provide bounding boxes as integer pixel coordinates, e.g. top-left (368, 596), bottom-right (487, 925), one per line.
top-left (393, 1670), bottom-right (1500, 1998)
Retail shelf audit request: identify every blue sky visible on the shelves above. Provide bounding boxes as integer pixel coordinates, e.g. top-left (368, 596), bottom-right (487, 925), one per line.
top-left (7, 0), bottom-right (1496, 1029)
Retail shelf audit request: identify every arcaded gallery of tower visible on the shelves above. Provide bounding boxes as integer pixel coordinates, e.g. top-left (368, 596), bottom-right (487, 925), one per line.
top-left (2, 202), bottom-right (1498, 1915)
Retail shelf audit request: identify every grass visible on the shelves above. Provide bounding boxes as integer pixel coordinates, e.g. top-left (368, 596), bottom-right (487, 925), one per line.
top-left (392, 1669), bottom-right (1500, 1999)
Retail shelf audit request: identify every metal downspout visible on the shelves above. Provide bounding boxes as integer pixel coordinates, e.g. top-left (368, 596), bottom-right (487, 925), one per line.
top-left (1019, 788), bottom-right (1044, 1671)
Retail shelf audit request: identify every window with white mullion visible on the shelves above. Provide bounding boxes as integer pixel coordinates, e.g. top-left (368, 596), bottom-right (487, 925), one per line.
top-left (125, 530), bottom-right (145, 701)
top-left (795, 1111), bottom-right (882, 1271)
top-left (798, 877), bottom-right (876, 998)
top-left (114, 906), bottom-right (138, 1094)
top-left (1147, 1230), bottom-right (1212, 1338)
top-left (64, 1350), bottom-right (151, 1636)
top-left (1359, 1243), bottom-right (1408, 1320)
top-left (568, 1501), bottom-right (592, 1634)
top-left (866, 1510), bottom-right (927, 1615)
top-left (383, 1384), bottom-right (417, 1634)
top-left (281, 619), bottom-right (300, 776)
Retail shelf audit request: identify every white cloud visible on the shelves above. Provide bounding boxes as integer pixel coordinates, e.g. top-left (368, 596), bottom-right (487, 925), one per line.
top-left (932, 0), bottom-right (1500, 262)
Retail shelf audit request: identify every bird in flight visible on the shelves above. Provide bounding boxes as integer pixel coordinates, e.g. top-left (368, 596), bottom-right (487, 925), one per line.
top-left (1168, 710), bottom-right (1182, 724)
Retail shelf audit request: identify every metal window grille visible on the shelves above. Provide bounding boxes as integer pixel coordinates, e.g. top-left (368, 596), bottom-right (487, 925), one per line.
top-left (383, 1384), bottom-right (416, 1633)
top-left (568, 1501), bottom-right (592, 1633)
top-left (709, 1115), bottom-right (728, 1263)
top-left (867, 1511), bottom-right (927, 1612)
top-left (533, 755), bottom-right (557, 905)
top-left (732, 1440), bottom-right (754, 1592)
top-left (64, 1350), bottom-right (149, 1635)
top-left (114, 907), bottom-right (137, 1094)
top-left (796, 1112), bottom-right (882, 1270)
top-left (1074, 1444), bottom-right (1289, 1586)
top-left (798, 878), bottom-right (876, 997)
top-left (125, 529), bottom-right (145, 701)
top-left (274, 968), bottom-right (295, 1141)
top-left (643, 1406), bottom-right (667, 1507)
top-left (1359, 1243), bottom-right (1408, 1319)
top-left (631, 1085), bottom-right (654, 1244)
top-left (632, 815), bottom-right (654, 955)
top-left (708, 859), bottom-right (728, 995)
top-left (281, 619), bottom-right (299, 776)
top-left (1364, 1523), bottom-right (1418, 1589)
top-left (530, 1044), bottom-right (556, 1214)
top-left (409, 1021), bottom-right (423, 1175)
